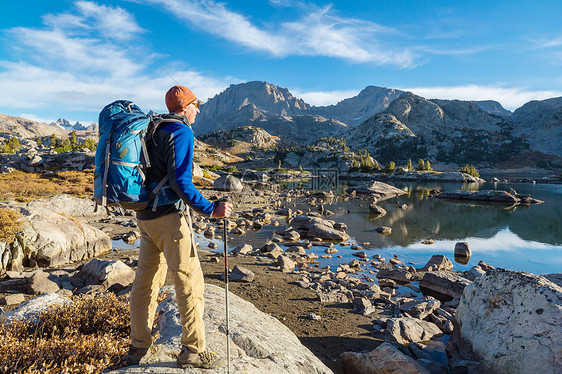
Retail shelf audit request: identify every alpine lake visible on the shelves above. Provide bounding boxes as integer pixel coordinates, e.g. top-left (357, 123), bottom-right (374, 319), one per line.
top-left (203, 178), bottom-right (562, 277)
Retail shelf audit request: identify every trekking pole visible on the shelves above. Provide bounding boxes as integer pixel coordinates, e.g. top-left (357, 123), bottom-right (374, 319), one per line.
top-left (222, 209), bottom-right (231, 374)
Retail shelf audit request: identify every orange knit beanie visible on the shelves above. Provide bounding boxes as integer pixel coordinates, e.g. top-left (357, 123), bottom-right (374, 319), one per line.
top-left (165, 85), bottom-right (197, 113)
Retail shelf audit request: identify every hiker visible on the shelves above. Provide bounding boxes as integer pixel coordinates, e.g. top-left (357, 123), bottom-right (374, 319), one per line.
top-left (126, 85), bottom-right (232, 369)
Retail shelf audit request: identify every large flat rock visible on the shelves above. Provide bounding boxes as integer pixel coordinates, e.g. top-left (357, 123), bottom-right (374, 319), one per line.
top-left (449, 269), bottom-right (562, 374)
top-left (346, 181), bottom-right (406, 201)
top-left (436, 189), bottom-right (543, 204)
top-left (109, 284), bottom-right (333, 374)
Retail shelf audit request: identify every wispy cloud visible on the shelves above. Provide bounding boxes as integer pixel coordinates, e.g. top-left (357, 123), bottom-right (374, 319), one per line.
top-left (138, 0), bottom-right (413, 65)
top-left (531, 36), bottom-right (562, 49)
top-left (0, 1), bottom-right (232, 120)
top-left (399, 84), bottom-right (562, 110)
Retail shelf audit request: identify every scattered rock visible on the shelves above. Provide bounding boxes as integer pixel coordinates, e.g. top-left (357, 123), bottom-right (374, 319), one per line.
top-left (0, 293), bottom-right (26, 305)
top-left (318, 292), bottom-right (348, 303)
top-left (229, 265), bottom-right (255, 283)
top-left (122, 231), bottom-right (141, 245)
top-left (382, 317), bottom-right (443, 345)
top-left (307, 313), bottom-right (321, 321)
top-left (377, 269), bottom-right (412, 284)
top-left (352, 251), bottom-right (367, 259)
top-left (71, 259), bottom-right (135, 290)
top-left (341, 342), bottom-right (431, 374)
top-left (369, 204), bottom-right (387, 216)
top-left (26, 270), bottom-right (60, 295)
top-left (420, 271), bottom-right (472, 301)
top-left (230, 244), bottom-right (253, 256)
top-left (213, 175), bottom-right (244, 192)
top-left (277, 255), bottom-right (296, 273)
top-left (376, 226), bottom-right (392, 234)
top-left (421, 255), bottom-right (453, 272)
top-left (400, 297), bottom-right (441, 320)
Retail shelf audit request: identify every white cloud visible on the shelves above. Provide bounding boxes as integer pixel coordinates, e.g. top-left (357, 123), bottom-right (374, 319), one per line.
top-left (139, 0), bottom-right (412, 65)
top-left (139, 0), bottom-right (286, 55)
top-left (291, 89), bottom-right (361, 106)
top-left (0, 2), bottom-right (232, 121)
top-left (399, 84), bottom-right (562, 110)
top-left (43, 1), bottom-right (145, 41)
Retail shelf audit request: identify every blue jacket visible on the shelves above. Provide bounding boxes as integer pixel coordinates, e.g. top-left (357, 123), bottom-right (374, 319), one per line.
top-left (136, 114), bottom-right (214, 220)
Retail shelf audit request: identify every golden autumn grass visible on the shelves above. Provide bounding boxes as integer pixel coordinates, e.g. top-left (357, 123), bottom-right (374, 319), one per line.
top-left (0, 169), bottom-right (94, 202)
top-left (0, 293), bottom-right (130, 374)
top-left (0, 290), bottom-right (172, 373)
top-left (0, 208), bottom-right (23, 243)
top-left (0, 169), bottom-right (210, 203)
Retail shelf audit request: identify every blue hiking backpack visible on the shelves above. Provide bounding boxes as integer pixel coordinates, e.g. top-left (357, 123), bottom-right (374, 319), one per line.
top-left (94, 100), bottom-right (176, 211)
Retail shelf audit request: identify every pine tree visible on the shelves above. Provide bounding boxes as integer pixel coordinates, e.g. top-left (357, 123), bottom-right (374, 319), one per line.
top-left (417, 159), bottom-right (425, 171)
top-left (406, 159), bottom-right (413, 171)
top-left (36, 137), bottom-right (43, 148)
top-left (424, 160), bottom-right (431, 171)
top-left (70, 131), bottom-right (78, 148)
top-left (50, 133), bottom-right (58, 149)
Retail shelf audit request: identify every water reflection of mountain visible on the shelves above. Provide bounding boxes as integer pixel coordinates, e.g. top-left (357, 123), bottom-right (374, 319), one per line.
top-left (327, 183), bottom-right (562, 247)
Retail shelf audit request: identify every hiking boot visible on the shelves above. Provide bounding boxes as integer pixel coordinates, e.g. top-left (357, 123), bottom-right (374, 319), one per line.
top-left (176, 347), bottom-right (223, 369)
top-left (126, 345), bottom-right (149, 366)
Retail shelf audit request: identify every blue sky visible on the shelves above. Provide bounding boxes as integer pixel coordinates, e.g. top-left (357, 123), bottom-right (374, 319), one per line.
top-left (1, 0), bottom-right (561, 124)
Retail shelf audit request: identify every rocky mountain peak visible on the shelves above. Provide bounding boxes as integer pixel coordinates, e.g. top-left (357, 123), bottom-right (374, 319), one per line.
top-left (193, 81), bottom-right (312, 135)
top-left (472, 100), bottom-right (512, 117)
top-left (511, 96), bottom-right (562, 157)
top-left (312, 85), bottom-right (403, 127)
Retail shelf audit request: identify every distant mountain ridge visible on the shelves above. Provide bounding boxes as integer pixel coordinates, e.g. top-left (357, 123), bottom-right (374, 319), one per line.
top-left (0, 114), bottom-right (69, 138)
top-left (3, 80), bottom-right (561, 165)
top-left (51, 118), bottom-right (94, 132)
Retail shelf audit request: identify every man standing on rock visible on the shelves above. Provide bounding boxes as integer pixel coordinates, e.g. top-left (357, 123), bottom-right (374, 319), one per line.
top-left (126, 85), bottom-right (232, 369)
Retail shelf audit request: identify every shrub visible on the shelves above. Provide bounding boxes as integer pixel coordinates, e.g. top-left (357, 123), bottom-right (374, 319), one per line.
top-left (384, 161), bottom-right (396, 173)
top-left (406, 159), bottom-right (413, 171)
top-left (0, 208), bottom-right (23, 243)
top-left (424, 160), bottom-right (432, 171)
top-left (0, 293), bottom-right (130, 373)
top-left (417, 159), bottom-right (425, 171)
top-left (460, 164), bottom-right (480, 177)
top-left (0, 137), bottom-right (21, 154)
top-left (224, 166), bottom-right (238, 173)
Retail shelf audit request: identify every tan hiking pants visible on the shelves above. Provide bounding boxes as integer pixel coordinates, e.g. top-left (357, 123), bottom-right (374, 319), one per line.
top-left (130, 211), bottom-right (205, 353)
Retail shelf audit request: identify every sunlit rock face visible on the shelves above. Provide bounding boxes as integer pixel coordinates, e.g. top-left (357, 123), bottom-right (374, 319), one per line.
top-left (448, 269), bottom-right (562, 374)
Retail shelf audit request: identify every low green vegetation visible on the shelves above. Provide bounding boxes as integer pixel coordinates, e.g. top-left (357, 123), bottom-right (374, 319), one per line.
top-left (384, 161), bottom-right (396, 173)
top-left (459, 164), bottom-right (480, 177)
top-left (50, 131), bottom-right (97, 153)
top-left (0, 137), bottom-right (21, 154)
top-left (416, 159), bottom-right (432, 171)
